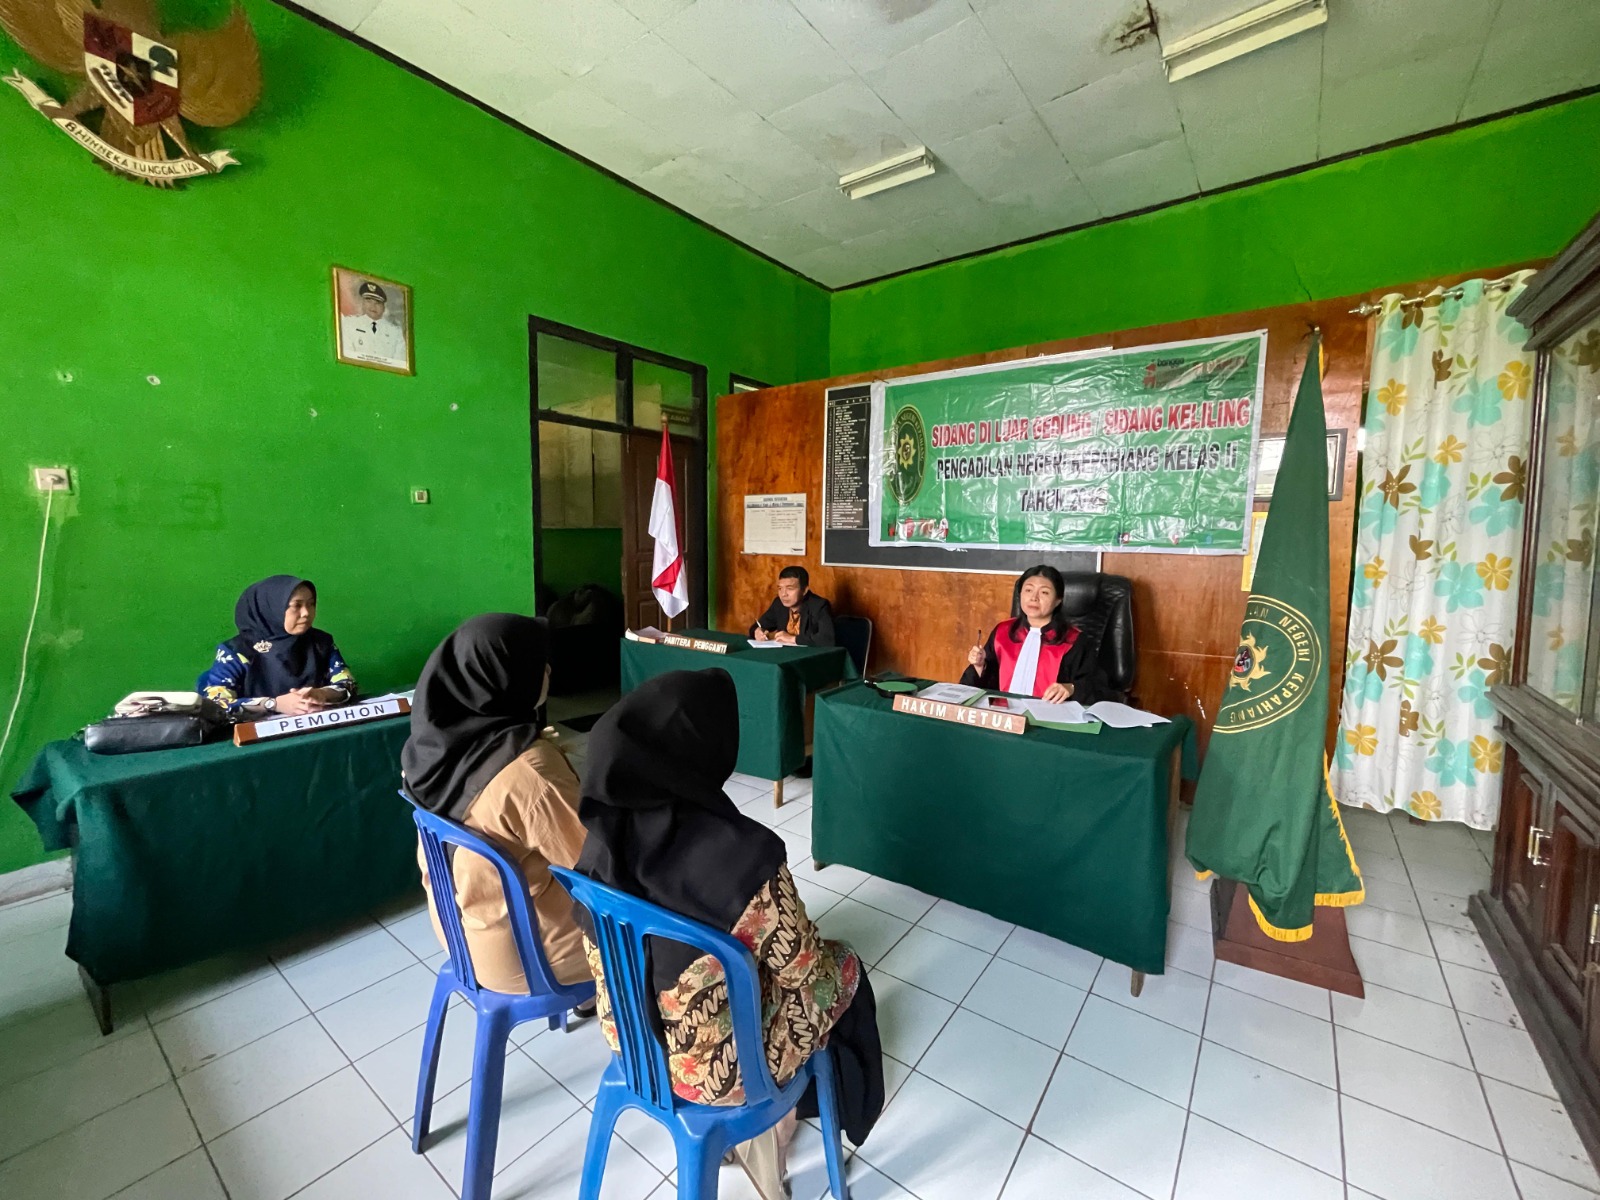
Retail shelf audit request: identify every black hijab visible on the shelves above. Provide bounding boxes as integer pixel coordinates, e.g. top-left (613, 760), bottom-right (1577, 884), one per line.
top-left (225, 575), bottom-right (335, 698)
top-left (575, 668), bottom-right (786, 989)
top-left (402, 614), bottom-right (551, 820)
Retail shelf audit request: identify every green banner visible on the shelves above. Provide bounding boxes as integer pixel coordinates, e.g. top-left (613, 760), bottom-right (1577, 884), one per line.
top-left (871, 333), bottom-right (1266, 553)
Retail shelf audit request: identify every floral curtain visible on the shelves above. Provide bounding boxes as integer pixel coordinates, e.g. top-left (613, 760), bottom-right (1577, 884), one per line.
top-left (1331, 274), bottom-right (1536, 830)
top-left (1523, 316), bottom-right (1600, 713)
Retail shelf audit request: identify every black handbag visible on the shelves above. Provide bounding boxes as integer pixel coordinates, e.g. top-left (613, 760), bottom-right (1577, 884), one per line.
top-left (83, 699), bottom-right (230, 754)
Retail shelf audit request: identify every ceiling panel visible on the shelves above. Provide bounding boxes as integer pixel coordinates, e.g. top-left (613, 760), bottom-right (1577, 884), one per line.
top-left (298, 0), bottom-right (1600, 286)
top-left (1039, 58), bottom-right (1186, 169)
top-left (1319, 45), bottom-right (1479, 160)
top-left (516, 81), bottom-right (682, 178)
top-left (581, 34), bottom-right (743, 149)
top-left (936, 110), bottom-right (1075, 200)
top-left (1462, 0), bottom-right (1600, 120)
top-left (865, 16), bottom-right (1031, 144)
top-left (1173, 32), bottom-right (1324, 190)
top-left (657, 0), bottom-right (857, 117)
top-left (688, 112), bottom-right (837, 205)
top-left (1319, 0), bottom-right (1496, 81)
top-left (354, 0), bottom-right (570, 119)
top-left (788, 0), bottom-right (977, 74)
top-left (1077, 137), bottom-right (1201, 215)
top-left (457, 0), bottom-right (648, 77)
top-left (767, 77), bottom-right (922, 178)
top-left (614, 0), bottom-right (696, 27)
top-left (978, 0), bottom-right (1159, 107)
top-left (633, 153), bottom-right (764, 215)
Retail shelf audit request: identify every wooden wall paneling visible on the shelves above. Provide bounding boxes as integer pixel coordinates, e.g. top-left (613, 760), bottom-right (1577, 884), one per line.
top-left (715, 266), bottom-right (1532, 758)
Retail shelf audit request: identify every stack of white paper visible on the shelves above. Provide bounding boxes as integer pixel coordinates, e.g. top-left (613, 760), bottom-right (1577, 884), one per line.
top-left (747, 640), bottom-right (786, 649)
top-left (917, 682), bottom-right (985, 704)
top-left (625, 627), bottom-right (666, 642)
top-left (1082, 702), bottom-right (1169, 728)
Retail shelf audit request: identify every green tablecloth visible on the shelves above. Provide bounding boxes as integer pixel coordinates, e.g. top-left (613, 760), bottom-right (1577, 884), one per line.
top-left (619, 631), bottom-right (857, 781)
top-left (12, 717), bottom-right (416, 986)
top-left (812, 683), bottom-right (1198, 975)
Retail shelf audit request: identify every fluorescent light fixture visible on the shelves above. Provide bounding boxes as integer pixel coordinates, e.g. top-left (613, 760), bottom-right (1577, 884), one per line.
top-left (1161, 0), bottom-right (1327, 82)
top-left (839, 147), bottom-right (935, 200)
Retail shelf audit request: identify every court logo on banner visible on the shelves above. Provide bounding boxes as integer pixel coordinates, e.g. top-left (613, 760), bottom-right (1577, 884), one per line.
top-left (889, 405), bottom-right (927, 504)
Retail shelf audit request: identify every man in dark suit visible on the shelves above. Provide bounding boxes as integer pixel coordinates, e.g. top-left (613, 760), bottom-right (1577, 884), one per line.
top-left (750, 566), bottom-right (836, 647)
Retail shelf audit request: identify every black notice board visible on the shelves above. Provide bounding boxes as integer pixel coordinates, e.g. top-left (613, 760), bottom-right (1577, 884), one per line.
top-left (822, 384), bottom-right (1099, 575)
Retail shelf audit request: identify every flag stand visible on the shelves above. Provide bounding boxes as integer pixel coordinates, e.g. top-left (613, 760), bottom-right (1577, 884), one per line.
top-left (1209, 878), bottom-right (1364, 998)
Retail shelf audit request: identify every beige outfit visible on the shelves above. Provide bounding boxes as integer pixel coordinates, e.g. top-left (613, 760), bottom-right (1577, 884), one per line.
top-left (419, 736), bottom-right (590, 991)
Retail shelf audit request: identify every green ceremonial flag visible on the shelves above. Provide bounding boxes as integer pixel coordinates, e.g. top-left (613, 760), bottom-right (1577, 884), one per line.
top-left (1185, 337), bottom-right (1364, 941)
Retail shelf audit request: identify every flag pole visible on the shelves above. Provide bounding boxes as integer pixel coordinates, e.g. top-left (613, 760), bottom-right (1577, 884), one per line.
top-left (660, 413), bottom-right (674, 634)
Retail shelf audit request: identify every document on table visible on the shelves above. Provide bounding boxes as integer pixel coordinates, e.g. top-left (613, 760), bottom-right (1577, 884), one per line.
top-left (747, 639), bottom-right (786, 648)
top-left (975, 696), bottom-right (1087, 723)
top-left (361, 689), bottom-right (416, 705)
top-left (917, 682), bottom-right (985, 704)
top-left (625, 627), bottom-right (666, 642)
top-left (1082, 702), bottom-right (1169, 728)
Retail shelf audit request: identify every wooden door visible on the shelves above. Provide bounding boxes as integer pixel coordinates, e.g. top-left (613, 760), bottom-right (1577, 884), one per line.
top-left (1504, 749), bottom-right (1556, 946)
top-left (1546, 796), bottom-right (1600, 1016)
top-left (621, 430), bottom-right (704, 631)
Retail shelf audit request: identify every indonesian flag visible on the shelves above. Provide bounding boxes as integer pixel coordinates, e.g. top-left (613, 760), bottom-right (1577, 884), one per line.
top-left (649, 429), bottom-right (689, 618)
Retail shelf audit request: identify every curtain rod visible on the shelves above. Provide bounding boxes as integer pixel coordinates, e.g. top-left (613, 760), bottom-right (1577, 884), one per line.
top-left (1349, 279), bottom-right (1516, 317)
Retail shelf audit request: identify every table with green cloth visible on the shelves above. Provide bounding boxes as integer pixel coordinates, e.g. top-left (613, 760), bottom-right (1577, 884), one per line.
top-left (812, 682), bottom-right (1198, 976)
top-left (619, 630), bottom-right (858, 781)
top-left (12, 716), bottom-right (417, 1027)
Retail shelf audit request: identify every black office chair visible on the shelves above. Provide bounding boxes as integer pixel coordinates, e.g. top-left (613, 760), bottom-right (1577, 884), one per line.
top-left (1010, 571), bottom-right (1136, 702)
top-left (833, 615), bottom-right (873, 678)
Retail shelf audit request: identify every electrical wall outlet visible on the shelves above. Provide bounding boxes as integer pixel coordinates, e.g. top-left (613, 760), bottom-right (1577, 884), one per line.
top-left (33, 467), bottom-right (72, 493)
top-left (411, 488), bottom-right (430, 504)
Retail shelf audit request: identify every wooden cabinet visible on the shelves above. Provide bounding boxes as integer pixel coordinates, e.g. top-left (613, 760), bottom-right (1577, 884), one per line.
top-left (1479, 210), bottom-right (1600, 1164)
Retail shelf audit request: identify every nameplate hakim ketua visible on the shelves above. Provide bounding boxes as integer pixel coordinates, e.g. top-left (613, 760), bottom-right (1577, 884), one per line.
top-left (891, 693), bottom-right (1026, 736)
top-left (233, 697), bottom-right (411, 746)
top-left (661, 634), bottom-right (730, 655)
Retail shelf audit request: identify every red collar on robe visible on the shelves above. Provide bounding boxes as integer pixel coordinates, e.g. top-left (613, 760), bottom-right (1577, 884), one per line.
top-left (993, 621), bottom-right (1080, 698)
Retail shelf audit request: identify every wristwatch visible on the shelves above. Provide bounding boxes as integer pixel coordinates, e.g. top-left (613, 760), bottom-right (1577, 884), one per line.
top-left (261, 697), bottom-right (278, 713)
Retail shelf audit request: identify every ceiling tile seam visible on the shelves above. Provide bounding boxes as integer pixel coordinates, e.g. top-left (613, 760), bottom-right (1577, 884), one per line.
top-left (971, 1), bottom-right (1096, 203)
top-left (1454, 0), bottom-right (1507, 126)
top-left (1313, 7), bottom-right (1327, 162)
top-left (267, 0), bottom-right (831, 292)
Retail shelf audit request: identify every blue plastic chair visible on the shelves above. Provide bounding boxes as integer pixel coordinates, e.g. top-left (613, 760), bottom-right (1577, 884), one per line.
top-left (404, 792), bottom-right (598, 1200)
top-left (549, 865), bottom-right (850, 1200)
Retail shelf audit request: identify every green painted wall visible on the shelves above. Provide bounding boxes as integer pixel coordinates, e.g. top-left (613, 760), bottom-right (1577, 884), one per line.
top-left (0, 0), bottom-right (828, 872)
top-left (830, 94), bottom-right (1600, 374)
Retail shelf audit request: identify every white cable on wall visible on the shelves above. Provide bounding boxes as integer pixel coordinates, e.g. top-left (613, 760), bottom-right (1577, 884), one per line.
top-left (0, 489), bottom-right (54, 773)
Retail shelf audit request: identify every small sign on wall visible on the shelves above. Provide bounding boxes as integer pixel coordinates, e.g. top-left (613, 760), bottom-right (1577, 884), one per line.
top-left (744, 493), bottom-right (807, 556)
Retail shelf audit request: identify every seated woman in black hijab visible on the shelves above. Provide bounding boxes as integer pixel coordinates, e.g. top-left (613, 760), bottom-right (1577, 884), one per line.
top-left (961, 563), bottom-right (1108, 703)
top-left (198, 575), bottom-right (356, 719)
top-left (575, 669), bottom-right (882, 1200)
top-left (403, 614), bottom-right (592, 994)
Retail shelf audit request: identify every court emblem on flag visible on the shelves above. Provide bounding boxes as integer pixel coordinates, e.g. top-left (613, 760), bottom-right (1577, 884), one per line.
top-left (1229, 634), bottom-right (1269, 691)
top-left (1216, 597), bottom-right (1322, 733)
top-left (889, 405), bottom-right (927, 505)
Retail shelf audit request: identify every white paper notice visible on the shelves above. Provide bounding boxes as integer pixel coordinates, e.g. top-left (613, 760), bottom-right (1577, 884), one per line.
top-left (747, 640), bottom-right (786, 649)
top-left (743, 493), bottom-right (807, 556)
top-left (918, 682), bottom-right (985, 704)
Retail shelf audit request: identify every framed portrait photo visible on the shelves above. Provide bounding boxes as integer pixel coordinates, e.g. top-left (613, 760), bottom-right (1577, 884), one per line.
top-left (332, 266), bottom-right (413, 375)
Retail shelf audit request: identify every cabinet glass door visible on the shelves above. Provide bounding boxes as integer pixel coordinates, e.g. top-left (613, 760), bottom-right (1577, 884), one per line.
top-left (1524, 316), bottom-right (1600, 715)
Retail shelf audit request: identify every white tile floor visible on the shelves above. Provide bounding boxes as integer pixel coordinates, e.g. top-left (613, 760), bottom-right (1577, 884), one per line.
top-left (1, 755), bottom-right (1594, 1200)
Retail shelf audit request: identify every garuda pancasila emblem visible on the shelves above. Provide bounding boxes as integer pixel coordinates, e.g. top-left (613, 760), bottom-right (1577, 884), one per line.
top-left (1, 0), bottom-right (260, 185)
